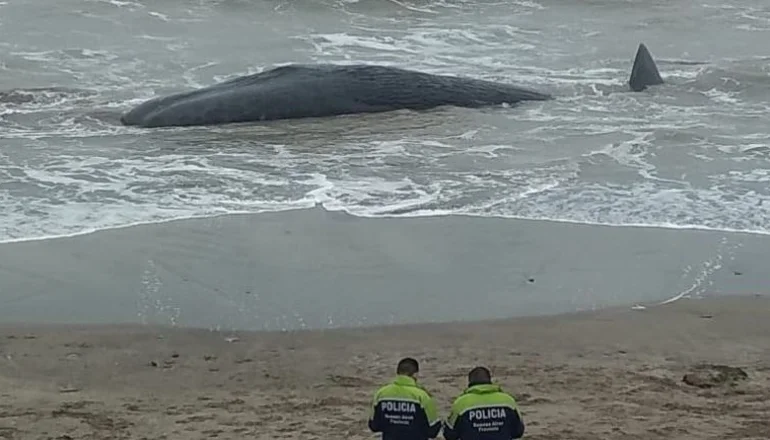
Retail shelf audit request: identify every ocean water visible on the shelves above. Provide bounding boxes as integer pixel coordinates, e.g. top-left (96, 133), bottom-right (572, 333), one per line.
top-left (1, 0), bottom-right (769, 244)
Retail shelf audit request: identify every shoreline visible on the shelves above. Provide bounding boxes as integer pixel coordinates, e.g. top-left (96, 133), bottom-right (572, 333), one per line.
top-left (1, 295), bottom-right (768, 439)
top-left (2, 207), bottom-right (769, 331)
top-left (3, 206), bottom-right (770, 247)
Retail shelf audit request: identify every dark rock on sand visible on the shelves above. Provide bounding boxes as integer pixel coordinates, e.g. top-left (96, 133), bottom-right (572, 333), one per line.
top-left (682, 364), bottom-right (748, 388)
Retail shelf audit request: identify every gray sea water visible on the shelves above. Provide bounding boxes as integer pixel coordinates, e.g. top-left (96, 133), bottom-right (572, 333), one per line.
top-left (1, 0), bottom-right (769, 244)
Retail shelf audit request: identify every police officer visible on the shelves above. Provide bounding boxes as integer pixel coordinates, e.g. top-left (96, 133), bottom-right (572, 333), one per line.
top-left (443, 366), bottom-right (525, 440)
top-left (368, 357), bottom-right (442, 440)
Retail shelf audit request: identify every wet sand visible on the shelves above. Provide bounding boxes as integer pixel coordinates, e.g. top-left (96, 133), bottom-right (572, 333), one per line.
top-left (1, 208), bottom-right (768, 331)
top-left (1, 295), bottom-right (768, 440)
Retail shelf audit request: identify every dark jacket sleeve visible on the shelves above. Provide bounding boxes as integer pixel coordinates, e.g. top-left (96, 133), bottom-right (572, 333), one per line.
top-left (509, 408), bottom-right (525, 439)
top-left (442, 420), bottom-right (460, 440)
top-left (420, 393), bottom-right (441, 439)
top-left (368, 397), bottom-right (383, 433)
top-left (368, 418), bottom-right (381, 433)
top-left (427, 418), bottom-right (441, 439)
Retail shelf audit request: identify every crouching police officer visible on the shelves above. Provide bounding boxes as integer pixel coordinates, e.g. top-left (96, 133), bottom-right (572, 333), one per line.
top-left (443, 366), bottom-right (525, 440)
top-left (368, 357), bottom-right (442, 440)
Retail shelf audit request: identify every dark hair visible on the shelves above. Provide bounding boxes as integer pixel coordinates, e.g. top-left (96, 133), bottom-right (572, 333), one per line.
top-left (396, 357), bottom-right (420, 376)
top-left (468, 366), bottom-right (492, 386)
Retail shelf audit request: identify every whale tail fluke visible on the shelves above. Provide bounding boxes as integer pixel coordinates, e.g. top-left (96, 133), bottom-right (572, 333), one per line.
top-left (628, 43), bottom-right (664, 92)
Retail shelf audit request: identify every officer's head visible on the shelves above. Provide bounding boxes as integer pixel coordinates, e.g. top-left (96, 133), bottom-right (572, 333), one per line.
top-left (396, 357), bottom-right (420, 377)
top-left (467, 366), bottom-right (492, 386)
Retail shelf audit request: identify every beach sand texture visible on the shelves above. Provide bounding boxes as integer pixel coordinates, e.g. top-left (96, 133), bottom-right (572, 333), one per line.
top-left (1, 295), bottom-right (769, 440)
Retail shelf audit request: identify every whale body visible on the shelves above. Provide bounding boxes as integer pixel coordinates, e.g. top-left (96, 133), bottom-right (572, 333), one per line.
top-left (121, 42), bottom-right (664, 128)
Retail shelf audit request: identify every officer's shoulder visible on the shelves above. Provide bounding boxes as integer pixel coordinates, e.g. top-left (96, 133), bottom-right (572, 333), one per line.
top-left (414, 381), bottom-right (430, 392)
top-left (412, 384), bottom-right (435, 400)
top-left (449, 392), bottom-right (474, 409)
top-left (500, 391), bottom-right (519, 405)
top-left (451, 389), bottom-right (518, 408)
top-left (491, 388), bottom-right (519, 403)
top-left (374, 382), bottom-right (423, 398)
top-left (373, 382), bottom-right (396, 397)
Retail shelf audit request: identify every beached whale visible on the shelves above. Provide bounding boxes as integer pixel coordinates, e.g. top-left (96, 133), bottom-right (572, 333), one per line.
top-left (120, 43), bottom-right (664, 128)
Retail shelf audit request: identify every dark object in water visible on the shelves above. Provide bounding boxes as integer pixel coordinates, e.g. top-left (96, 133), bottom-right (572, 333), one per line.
top-left (628, 43), bottom-right (664, 92)
top-left (120, 42), bottom-right (665, 128)
top-left (120, 64), bottom-right (551, 128)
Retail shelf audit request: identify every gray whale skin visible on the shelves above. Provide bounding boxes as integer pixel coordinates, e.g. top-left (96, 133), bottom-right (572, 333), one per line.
top-left (121, 43), bottom-right (663, 128)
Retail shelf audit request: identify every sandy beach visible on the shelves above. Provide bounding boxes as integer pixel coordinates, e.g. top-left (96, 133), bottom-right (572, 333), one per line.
top-left (1, 211), bottom-right (769, 438)
top-left (1, 294), bottom-right (768, 440)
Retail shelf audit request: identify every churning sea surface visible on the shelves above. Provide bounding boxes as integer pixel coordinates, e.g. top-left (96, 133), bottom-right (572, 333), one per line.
top-left (0, 0), bottom-right (769, 244)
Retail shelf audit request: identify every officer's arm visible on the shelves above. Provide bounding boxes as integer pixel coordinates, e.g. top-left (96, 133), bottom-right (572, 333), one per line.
top-left (368, 393), bottom-right (382, 433)
top-left (442, 403), bottom-right (461, 440)
top-left (508, 407), bottom-right (525, 439)
top-left (421, 395), bottom-right (442, 438)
